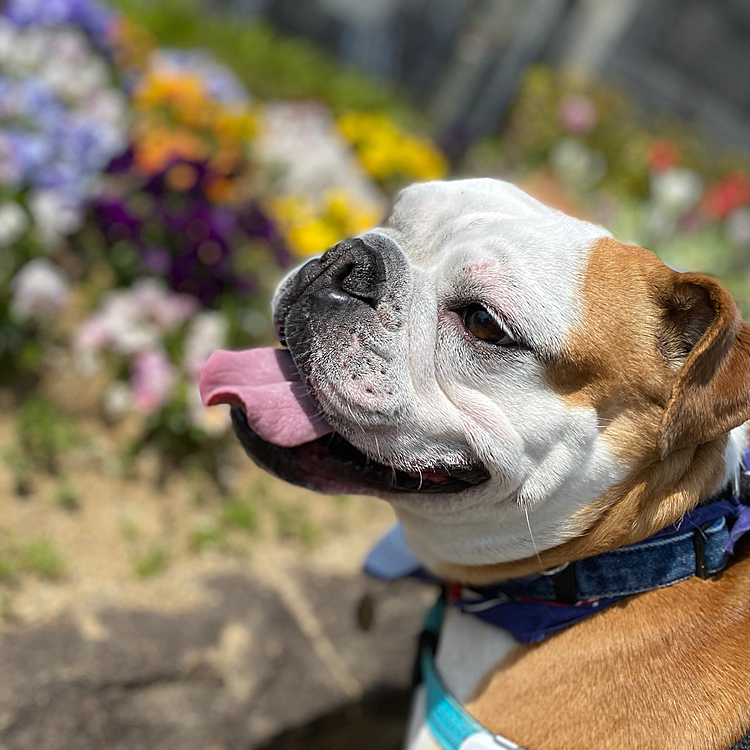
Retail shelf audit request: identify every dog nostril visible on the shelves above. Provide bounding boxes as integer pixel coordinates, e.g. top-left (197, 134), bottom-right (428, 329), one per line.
top-left (320, 240), bottom-right (385, 309)
top-left (331, 261), bottom-right (356, 293)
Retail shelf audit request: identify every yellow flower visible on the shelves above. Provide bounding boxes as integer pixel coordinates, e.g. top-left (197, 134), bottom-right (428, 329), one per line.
top-left (288, 221), bottom-right (342, 257)
top-left (402, 139), bottom-right (449, 180)
top-left (323, 190), bottom-right (379, 234)
top-left (338, 111), bottom-right (447, 183)
top-left (269, 192), bottom-right (380, 258)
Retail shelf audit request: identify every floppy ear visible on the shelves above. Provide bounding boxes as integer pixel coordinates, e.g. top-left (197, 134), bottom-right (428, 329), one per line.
top-left (658, 272), bottom-right (750, 458)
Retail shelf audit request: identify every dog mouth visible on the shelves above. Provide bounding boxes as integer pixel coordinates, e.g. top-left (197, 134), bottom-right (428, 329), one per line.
top-left (199, 347), bottom-right (490, 495)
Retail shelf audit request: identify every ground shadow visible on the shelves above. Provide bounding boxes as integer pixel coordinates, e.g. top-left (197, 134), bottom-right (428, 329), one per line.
top-left (256, 686), bottom-right (412, 750)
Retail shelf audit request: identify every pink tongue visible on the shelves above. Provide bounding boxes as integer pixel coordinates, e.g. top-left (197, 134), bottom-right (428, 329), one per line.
top-left (199, 348), bottom-right (333, 447)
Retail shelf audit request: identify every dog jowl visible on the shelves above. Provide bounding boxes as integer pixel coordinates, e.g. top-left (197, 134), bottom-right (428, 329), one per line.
top-left (199, 179), bottom-right (750, 750)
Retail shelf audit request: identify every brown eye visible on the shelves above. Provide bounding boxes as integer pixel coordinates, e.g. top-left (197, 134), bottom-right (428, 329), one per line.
top-left (461, 303), bottom-right (515, 345)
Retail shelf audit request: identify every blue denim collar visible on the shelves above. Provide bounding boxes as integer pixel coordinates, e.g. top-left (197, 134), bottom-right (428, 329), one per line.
top-left (365, 465), bottom-right (750, 643)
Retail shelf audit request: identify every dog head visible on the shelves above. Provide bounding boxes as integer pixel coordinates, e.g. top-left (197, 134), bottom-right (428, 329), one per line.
top-left (201, 179), bottom-right (750, 581)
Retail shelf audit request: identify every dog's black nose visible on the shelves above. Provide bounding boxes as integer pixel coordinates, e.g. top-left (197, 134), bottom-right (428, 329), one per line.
top-left (318, 238), bottom-right (387, 309)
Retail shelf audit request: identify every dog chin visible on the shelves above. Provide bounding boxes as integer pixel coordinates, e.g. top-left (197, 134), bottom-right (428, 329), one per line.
top-left (229, 406), bottom-right (490, 498)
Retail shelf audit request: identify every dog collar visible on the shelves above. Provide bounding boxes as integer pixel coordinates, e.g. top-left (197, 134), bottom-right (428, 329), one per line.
top-left (366, 468), bottom-right (750, 643)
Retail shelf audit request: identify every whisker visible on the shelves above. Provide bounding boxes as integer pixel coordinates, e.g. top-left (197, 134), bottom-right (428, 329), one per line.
top-left (524, 504), bottom-right (544, 571)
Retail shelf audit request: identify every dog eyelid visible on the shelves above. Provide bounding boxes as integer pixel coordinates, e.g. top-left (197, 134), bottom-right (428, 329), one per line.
top-left (459, 303), bottom-right (517, 346)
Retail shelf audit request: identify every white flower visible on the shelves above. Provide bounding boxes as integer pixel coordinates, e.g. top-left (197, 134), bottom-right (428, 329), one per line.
top-left (103, 381), bottom-right (132, 421)
top-left (129, 278), bottom-right (198, 330)
top-left (549, 138), bottom-right (607, 190)
top-left (183, 311), bottom-right (228, 379)
top-left (74, 291), bottom-right (158, 357)
top-left (650, 168), bottom-right (702, 216)
top-left (0, 201), bottom-right (29, 247)
top-left (29, 189), bottom-right (84, 245)
top-left (257, 101), bottom-right (386, 212)
top-left (10, 257), bottom-right (70, 322)
top-left (726, 207), bottom-right (750, 248)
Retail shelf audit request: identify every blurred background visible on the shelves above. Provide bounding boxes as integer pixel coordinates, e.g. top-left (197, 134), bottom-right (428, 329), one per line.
top-left (2, 0), bottom-right (750, 748)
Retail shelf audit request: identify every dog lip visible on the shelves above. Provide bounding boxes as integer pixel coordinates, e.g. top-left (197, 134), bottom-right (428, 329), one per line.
top-left (229, 407), bottom-right (490, 495)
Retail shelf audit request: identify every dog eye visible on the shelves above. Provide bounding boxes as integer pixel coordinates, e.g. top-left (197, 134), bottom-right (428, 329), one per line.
top-left (461, 304), bottom-right (515, 345)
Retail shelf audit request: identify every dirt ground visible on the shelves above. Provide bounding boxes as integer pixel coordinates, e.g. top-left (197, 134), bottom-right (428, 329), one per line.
top-left (0, 407), bottom-right (433, 749)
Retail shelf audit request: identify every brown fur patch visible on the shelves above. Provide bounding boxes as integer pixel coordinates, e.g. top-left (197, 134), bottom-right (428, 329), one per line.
top-left (433, 238), bottom-right (733, 584)
top-left (465, 554), bottom-right (750, 750)
top-left (425, 239), bottom-right (750, 747)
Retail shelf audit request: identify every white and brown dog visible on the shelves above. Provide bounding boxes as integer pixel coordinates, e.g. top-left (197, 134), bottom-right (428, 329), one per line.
top-left (201, 179), bottom-right (750, 750)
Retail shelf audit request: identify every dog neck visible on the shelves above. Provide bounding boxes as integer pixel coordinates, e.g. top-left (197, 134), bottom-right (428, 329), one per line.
top-left (402, 425), bottom-right (747, 587)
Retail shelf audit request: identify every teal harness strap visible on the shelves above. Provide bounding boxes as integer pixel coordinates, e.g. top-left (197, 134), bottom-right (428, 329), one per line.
top-left (419, 598), bottom-right (525, 750)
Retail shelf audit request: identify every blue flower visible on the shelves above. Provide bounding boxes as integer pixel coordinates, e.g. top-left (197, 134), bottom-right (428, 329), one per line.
top-left (3, 0), bottom-right (116, 49)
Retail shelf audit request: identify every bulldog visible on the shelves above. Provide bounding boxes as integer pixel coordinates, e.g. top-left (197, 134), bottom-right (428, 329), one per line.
top-left (200, 179), bottom-right (750, 750)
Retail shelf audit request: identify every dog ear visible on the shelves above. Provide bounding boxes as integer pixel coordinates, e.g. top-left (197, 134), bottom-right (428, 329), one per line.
top-left (657, 272), bottom-right (750, 458)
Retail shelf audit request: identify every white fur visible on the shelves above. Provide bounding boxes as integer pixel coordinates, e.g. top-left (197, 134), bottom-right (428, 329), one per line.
top-left (358, 180), bottom-right (626, 567)
top-left (405, 608), bottom-right (521, 750)
top-left (724, 424), bottom-right (749, 492)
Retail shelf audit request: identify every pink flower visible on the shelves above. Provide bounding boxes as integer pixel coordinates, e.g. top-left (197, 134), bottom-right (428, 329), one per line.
top-left (129, 279), bottom-right (198, 330)
top-left (558, 94), bottom-right (597, 135)
top-left (74, 279), bottom-right (198, 359)
top-left (131, 349), bottom-right (175, 414)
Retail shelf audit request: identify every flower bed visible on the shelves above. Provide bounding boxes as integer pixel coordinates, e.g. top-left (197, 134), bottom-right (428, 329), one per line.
top-left (5, 1), bottom-right (750, 493)
top-left (466, 66), bottom-right (750, 311)
top-left (0, 0), bottom-right (449, 484)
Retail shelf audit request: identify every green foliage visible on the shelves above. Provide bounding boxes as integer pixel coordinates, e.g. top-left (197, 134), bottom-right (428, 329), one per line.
top-left (2, 448), bottom-right (33, 497)
top-left (0, 245), bottom-right (46, 392)
top-left (0, 551), bottom-right (16, 584)
top-left (189, 520), bottom-right (225, 552)
top-left (18, 539), bottom-right (66, 579)
top-left (52, 478), bottom-right (80, 511)
top-left (219, 496), bottom-right (259, 534)
top-left (0, 529), bottom-right (66, 582)
top-left (126, 382), bottom-right (230, 489)
top-left (111, 0), bottom-right (419, 122)
top-left (0, 593), bottom-right (15, 621)
top-left (133, 543), bottom-right (169, 578)
top-left (274, 504), bottom-right (320, 547)
top-left (16, 397), bottom-right (80, 474)
top-left (119, 518), bottom-right (141, 543)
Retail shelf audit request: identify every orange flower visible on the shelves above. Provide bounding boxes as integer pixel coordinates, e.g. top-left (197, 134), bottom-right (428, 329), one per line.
top-left (132, 126), bottom-right (207, 175)
top-left (648, 139), bottom-right (679, 172)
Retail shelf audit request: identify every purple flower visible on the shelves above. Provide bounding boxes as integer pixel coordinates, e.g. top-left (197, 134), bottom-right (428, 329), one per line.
top-left (88, 154), bottom-right (289, 305)
top-left (0, 26), bottom-right (129, 218)
top-left (143, 246), bottom-right (172, 275)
